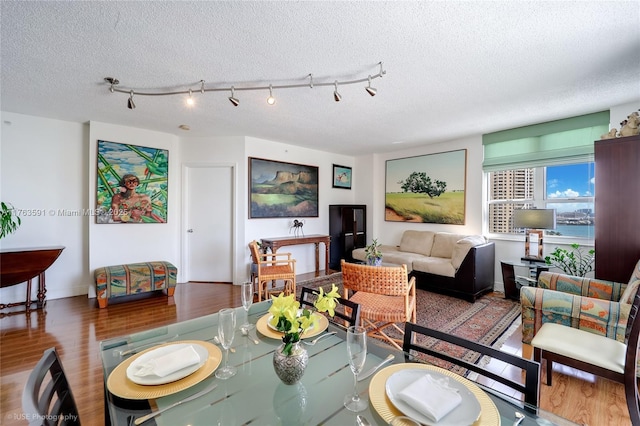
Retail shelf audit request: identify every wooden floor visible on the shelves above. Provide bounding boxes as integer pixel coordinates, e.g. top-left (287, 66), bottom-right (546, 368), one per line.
top-left (0, 273), bottom-right (631, 425)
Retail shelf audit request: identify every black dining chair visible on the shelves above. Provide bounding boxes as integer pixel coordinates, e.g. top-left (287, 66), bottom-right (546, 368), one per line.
top-left (403, 322), bottom-right (540, 407)
top-left (299, 286), bottom-right (361, 329)
top-left (22, 347), bottom-right (80, 426)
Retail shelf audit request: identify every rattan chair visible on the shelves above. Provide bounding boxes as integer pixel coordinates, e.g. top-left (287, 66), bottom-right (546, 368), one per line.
top-left (22, 347), bottom-right (80, 426)
top-left (403, 322), bottom-right (541, 407)
top-left (341, 259), bottom-right (416, 350)
top-left (249, 240), bottom-right (296, 301)
top-left (299, 286), bottom-right (361, 329)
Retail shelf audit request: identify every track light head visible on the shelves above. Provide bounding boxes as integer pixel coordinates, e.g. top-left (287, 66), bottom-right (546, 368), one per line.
top-left (127, 91), bottom-right (135, 109)
top-left (267, 84), bottom-right (275, 105)
top-left (186, 89), bottom-right (194, 106)
top-left (365, 75), bottom-right (377, 97)
top-left (104, 77), bottom-right (119, 93)
top-left (333, 81), bottom-right (341, 102)
top-left (228, 86), bottom-right (239, 106)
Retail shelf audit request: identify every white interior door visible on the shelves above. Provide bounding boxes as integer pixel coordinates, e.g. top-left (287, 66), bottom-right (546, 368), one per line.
top-left (186, 166), bottom-right (233, 282)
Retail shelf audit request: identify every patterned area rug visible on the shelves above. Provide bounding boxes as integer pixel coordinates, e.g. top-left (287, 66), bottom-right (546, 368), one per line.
top-left (297, 272), bottom-right (521, 373)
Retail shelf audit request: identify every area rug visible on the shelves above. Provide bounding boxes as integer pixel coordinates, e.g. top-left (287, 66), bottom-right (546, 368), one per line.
top-left (297, 272), bottom-right (521, 374)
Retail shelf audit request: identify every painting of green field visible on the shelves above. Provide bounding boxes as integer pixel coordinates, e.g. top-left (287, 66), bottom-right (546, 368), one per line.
top-left (385, 192), bottom-right (465, 224)
top-left (385, 149), bottom-right (466, 224)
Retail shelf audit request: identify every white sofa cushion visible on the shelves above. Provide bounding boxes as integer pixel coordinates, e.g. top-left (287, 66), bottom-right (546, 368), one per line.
top-left (451, 235), bottom-right (487, 270)
top-left (412, 257), bottom-right (456, 277)
top-left (399, 230), bottom-right (435, 256)
top-left (430, 233), bottom-right (466, 259)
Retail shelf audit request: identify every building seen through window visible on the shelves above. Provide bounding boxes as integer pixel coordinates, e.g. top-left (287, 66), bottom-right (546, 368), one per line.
top-left (488, 163), bottom-right (594, 239)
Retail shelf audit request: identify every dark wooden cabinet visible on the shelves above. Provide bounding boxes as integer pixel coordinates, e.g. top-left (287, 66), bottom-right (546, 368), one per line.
top-left (595, 135), bottom-right (640, 283)
top-left (329, 204), bottom-right (366, 270)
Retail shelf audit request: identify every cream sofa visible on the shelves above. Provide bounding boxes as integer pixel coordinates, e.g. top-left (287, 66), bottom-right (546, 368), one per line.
top-left (352, 230), bottom-right (495, 301)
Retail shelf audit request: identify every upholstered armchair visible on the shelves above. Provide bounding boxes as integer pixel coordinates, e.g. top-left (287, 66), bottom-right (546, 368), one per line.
top-left (521, 259), bottom-right (640, 346)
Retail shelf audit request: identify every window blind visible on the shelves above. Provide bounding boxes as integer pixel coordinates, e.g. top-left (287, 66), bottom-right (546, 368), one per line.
top-left (482, 111), bottom-right (610, 171)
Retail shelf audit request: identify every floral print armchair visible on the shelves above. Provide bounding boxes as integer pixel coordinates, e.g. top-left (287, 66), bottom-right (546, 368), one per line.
top-left (521, 259), bottom-right (640, 345)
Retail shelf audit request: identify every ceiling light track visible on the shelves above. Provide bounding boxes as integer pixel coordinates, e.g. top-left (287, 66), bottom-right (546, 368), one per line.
top-left (104, 62), bottom-right (385, 108)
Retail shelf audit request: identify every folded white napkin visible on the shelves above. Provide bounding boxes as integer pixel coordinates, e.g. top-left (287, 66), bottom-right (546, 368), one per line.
top-left (134, 345), bottom-right (201, 377)
top-left (396, 374), bottom-right (462, 422)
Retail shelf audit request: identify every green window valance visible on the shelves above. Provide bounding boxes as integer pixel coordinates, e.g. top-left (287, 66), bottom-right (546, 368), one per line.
top-left (482, 110), bottom-right (610, 171)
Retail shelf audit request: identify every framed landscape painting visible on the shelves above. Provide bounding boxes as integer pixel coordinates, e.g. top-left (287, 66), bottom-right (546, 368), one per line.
top-left (332, 164), bottom-right (352, 189)
top-left (96, 140), bottom-right (169, 224)
top-left (385, 149), bottom-right (467, 224)
top-left (249, 157), bottom-right (319, 218)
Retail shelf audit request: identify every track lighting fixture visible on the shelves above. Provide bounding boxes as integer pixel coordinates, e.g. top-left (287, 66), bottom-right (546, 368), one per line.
top-left (266, 85), bottom-right (276, 105)
top-left (103, 62), bottom-right (385, 109)
top-left (333, 81), bottom-right (341, 102)
top-left (228, 86), bottom-right (239, 106)
top-left (127, 91), bottom-right (135, 109)
top-left (365, 76), bottom-right (377, 97)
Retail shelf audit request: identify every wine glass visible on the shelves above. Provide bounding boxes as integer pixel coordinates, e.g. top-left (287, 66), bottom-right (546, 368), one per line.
top-left (240, 281), bottom-right (254, 332)
top-left (215, 308), bottom-right (237, 379)
top-left (344, 325), bottom-right (368, 412)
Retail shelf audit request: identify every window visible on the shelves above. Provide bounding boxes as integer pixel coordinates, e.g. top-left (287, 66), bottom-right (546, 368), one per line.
top-left (487, 162), bottom-right (594, 239)
top-left (483, 111), bottom-right (607, 240)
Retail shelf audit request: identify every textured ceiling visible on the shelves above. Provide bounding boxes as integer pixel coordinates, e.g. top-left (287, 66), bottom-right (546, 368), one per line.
top-left (1, 1), bottom-right (639, 155)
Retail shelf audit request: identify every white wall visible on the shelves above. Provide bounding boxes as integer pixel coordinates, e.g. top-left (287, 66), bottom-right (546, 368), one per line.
top-left (87, 122), bottom-right (182, 295)
top-left (1, 112), bottom-right (89, 301)
top-left (245, 137), bottom-right (355, 275)
top-left (2, 100), bottom-right (637, 302)
top-left (356, 135), bottom-right (485, 246)
top-left (180, 136), bottom-right (244, 282)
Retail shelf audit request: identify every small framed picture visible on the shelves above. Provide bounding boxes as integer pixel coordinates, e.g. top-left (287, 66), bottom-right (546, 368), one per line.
top-left (332, 164), bottom-right (352, 189)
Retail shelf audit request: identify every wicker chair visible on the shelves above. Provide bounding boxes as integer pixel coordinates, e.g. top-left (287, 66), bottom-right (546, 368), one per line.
top-left (248, 240), bottom-right (296, 301)
top-left (341, 259), bottom-right (416, 350)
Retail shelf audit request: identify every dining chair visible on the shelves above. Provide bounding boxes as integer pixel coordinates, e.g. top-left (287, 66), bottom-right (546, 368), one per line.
top-left (299, 286), bottom-right (361, 329)
top-left (341, 259), bottom-right (416, 350)
top-left (22, 347), bottom-right (80, 426)
top-left (403, 321), bottom-right (541, 407)
top-left (531, 286), bottom-right (640, 424)
top-left (249, 240), bottom-right (296, 301)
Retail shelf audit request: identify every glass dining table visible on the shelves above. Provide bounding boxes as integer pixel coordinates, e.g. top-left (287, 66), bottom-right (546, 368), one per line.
top-left (99, 300), bottom-right (578, 426)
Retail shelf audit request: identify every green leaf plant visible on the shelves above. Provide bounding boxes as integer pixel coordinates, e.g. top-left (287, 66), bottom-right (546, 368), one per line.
top-left (0, 202), bottom-right (21, 239)
top-left (545, 243), bottom-right (595, 277)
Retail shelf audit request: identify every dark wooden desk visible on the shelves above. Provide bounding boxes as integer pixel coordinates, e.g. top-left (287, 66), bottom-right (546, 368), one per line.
top-left (0, 246), bottom-right (65, 311)
top-left (261, 234), bottom-right (330, 273)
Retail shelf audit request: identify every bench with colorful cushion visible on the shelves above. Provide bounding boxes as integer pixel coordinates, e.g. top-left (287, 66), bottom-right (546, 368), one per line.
top-left (94, 261), bottom-right (177, 308)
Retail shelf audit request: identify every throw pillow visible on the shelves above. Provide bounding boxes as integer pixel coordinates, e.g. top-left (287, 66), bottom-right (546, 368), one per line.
top-left (451, 236), bottom-right (487, 270)
top-left (399, 230), bottom-right (435, 256)
top-left (431, 233), bottom-right (466, 259)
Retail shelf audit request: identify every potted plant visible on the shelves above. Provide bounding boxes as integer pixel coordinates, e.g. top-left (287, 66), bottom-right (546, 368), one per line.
top-left (0, 202), bottom-right (21, 239)
top-left (364, 238), bottom-right (383, 266)
top-left (545, 243), bottom-right (595, 277)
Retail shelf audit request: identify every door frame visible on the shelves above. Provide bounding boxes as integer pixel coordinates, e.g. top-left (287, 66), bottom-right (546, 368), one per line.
top-left (181, 162), bottom-right (237, 283)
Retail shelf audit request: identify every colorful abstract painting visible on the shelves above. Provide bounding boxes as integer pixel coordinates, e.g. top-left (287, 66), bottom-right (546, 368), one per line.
top-left (96, 140), bottom-right (169, 224)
